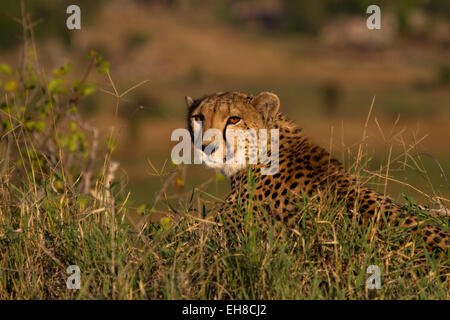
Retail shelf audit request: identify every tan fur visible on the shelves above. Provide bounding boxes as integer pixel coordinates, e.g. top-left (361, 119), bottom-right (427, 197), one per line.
top-left (186, 91), bottom-right (450, 252)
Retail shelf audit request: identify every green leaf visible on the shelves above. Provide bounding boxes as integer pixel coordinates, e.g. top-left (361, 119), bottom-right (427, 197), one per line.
top-left (159, 217), bottom-right (172, 230)
top-left (69, 121), bottom-right (77, 131)
top-left (2, 120), bottom-right (12, 131)
top-left (69, 134), bottom-right (79, 151)
top-left (25, 120), bottom-right (46, 132)
top-left (82, 83), bottom-right (96, 96)
top-left (34, 121), bottom-right (46, 132)
top-left (48, 79), bottom-right (67, 94)
top-left (25, 120), bottom-right (35, 131)
top-left (4, 80), bottom-right (18, 92)
top-left (137, 204), bottom-right (147, 215)
top-left (59, 134), bottom-right (69, 147)
top-left (78, 197), bottom-right (89, 209)
top-left (48, 79), bottom-right (62, 93)
top-left (97, 61), bottom-right (110, 74)
top-left (0, 64), bottom-right (12, 75)
top-left (53, 63), bottom-right (72, 77)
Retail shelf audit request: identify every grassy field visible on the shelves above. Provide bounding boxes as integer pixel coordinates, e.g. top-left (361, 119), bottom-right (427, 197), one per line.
top-left (0, 1), bottom-right (449, 299)
top-left (1, 160), bottom-right (449, 299)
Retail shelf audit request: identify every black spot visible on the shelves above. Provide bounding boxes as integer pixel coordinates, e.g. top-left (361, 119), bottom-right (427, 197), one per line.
top-left (295, 172), bottom-right (304, 179)
top-left (275, 182), bottom-right (281, 189)
top-left (290, 182), bottom-right (298, 189)
top-left (313, 155), bottom-right (322, 162)
top-left (272, 192), bottom-right (278, 199)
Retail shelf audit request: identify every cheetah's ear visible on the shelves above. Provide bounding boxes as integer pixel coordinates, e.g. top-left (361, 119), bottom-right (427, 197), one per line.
top-left (251, 92), bottom-right (280, 121)
top-left (185, 96), bottom-right (194, 108)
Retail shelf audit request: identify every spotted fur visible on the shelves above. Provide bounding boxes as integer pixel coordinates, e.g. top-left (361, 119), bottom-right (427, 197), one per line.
top-left (185, 91), bottom-right (450, 252)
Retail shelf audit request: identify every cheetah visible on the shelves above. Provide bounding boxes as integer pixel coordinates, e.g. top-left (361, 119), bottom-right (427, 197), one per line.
top-left (185, 91), bottom-right (450, 252)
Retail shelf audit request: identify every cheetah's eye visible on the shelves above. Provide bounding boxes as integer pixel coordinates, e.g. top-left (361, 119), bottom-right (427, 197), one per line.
top-left (227, 116), bottom-right (241, 125)
top-left (192, 115), bottom-right (204, 122)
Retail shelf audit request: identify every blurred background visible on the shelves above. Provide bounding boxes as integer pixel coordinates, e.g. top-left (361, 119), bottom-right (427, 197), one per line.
top-left (1, 0), bottom-right (449, 212)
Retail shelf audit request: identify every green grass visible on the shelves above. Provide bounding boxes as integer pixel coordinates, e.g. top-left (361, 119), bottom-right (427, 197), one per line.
top-left (1, 166), bottom-right (449, 299)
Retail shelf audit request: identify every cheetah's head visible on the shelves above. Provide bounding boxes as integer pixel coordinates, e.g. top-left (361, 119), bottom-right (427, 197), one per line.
top-left (185, 91), bottom-right (280, 177)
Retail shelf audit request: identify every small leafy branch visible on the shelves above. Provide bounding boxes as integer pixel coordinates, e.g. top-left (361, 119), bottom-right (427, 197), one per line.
top-left (0, 48), bottom-right (109, 191)
top-left (0, 1), bottom-right (129, 213)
